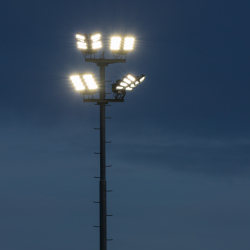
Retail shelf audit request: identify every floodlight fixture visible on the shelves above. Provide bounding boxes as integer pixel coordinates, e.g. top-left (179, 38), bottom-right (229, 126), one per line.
top-left (70, 75), bottom-right (85, 91)
top-left (77, 42), bottom-right (87, 49)
top-left (75, 34), bottom-right (86, 41)
top-left (110, 35), bottom-right (135, 55)
top-left (139, 74), bottom-right (146, 82)
top-left (76, 85), bottom-right (85, 91)
top-left (111, 80), bottom-right (126, 100)
top-left (91, 33), bottom-right (102, 49)
top-left (76, 33), bottom-right (88, 49)
top-left (83, 74), bottom-right (98, 90)
top-left (125, 87), bottom-right (132, 91)
top-left (123, 37), bottom-right (134, 50)
top-left (69, 73), bottom-right (98, 93)
top-left (76, 32), bottom-right (102, 54)
top-left (112, 73), bottom-right (146, 98)
top-left (110, 36), bottom-right (122, 50)
top-left (91, 33), bottom-right (101, 41)
top-left (127, 74), bottom-right (135, 81)
top-left (92, 42), bottom-right (102, 49)
top-left (123, 78), bottom-right (131, 84)
top-left (116, 86), bottom-right (124, 90)
top-left (120, 82), bottom-right (128, 87)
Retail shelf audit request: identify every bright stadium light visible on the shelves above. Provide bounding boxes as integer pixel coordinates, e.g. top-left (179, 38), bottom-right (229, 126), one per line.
top-left (120, 82), bottom-right (128, 87)
top-left (70, 75), bottom-right (85, 91)
top-left (139, 74), bottom-right (146, 82)
top-left (91, 33), bottom-right (102, 49)
top-left (111, 73), bottom-right (146, 98)
top-left (76, 32), bottom-right (102, 54)
top-left (83, 74), bottom-right (98, 90)
top-left (69, 74), bottom-right (98, 92)
top-left (116, 86), bottom-right (123, 90)
top-left (123, 78), bottom-right (131, 84)
top-left (110, 35), bottom-right (135, 55)
top-left (125, 87), bottom-right (132, 91)
top-left (76, 33), bottom-right (88, 50)
top-left (127, 74), bottom-right (135, 81)
top-left (76, 85), bottom-right (85, 91)
top-left (123, 37), bottom-right (134, 50)
top-left (77, 42), bottom-right (87, 49)
top-left (110, 36), bottom-right (122, 50)
top-left (76, 33), bottom-right (86, 41)
top-left (91, 33), bottom-right (101, 41)
top-left (92, 42), bottom-right (102, 49)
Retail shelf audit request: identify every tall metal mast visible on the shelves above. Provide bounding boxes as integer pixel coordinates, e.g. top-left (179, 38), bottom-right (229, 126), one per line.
top-left (84, 58), bottom-right (125, 250)
top-left (99, 63), bottom-right (107, 250)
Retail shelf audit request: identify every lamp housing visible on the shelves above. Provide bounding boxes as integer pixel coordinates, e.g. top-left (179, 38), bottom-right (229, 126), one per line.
top-left (112, 80), bottom-right (126, 99)
top-left (110, 35), bottom-right (135, 55)
top-left (70, 73), bottom-right (99, 95)
top-left (76, 33), bottom-right (102, 54)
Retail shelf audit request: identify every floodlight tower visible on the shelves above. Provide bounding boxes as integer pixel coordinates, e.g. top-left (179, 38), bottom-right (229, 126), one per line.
top-left (70, 33), bottom-right (145, 250)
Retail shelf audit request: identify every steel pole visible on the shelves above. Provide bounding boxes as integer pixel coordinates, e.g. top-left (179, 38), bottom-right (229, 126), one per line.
top-left (99, 64), bottom-right (107, 250)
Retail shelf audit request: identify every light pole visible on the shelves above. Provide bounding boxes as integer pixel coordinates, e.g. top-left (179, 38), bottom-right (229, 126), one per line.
top-left (69, 32), bottom-right (145, 250)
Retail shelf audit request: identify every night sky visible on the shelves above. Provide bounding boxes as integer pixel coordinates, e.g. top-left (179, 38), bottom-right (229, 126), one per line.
top-left (1, 0), bottom-right (250, 249)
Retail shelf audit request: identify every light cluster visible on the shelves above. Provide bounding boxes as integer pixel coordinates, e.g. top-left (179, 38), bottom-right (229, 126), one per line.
top-left (110, 37), bottom-right (121, 50)
top-left (110, 36), bottom-right (134, 52)
top-left (75, 32), bottom-right (134, 53)
top-left (76, 33), bottom-right (102, 52)
top-left (70, 74), bottom-right (98, 92)
top-left (76, 34), bottom-right (87, 50)
top-left (91, 34), bottom-right (102, 49)
top-left (116, 74), bottom-right (145, 91)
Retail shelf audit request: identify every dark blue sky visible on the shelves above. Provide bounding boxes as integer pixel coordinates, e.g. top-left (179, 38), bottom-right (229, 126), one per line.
top-left (1, 0), bottom-right (250, 249)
